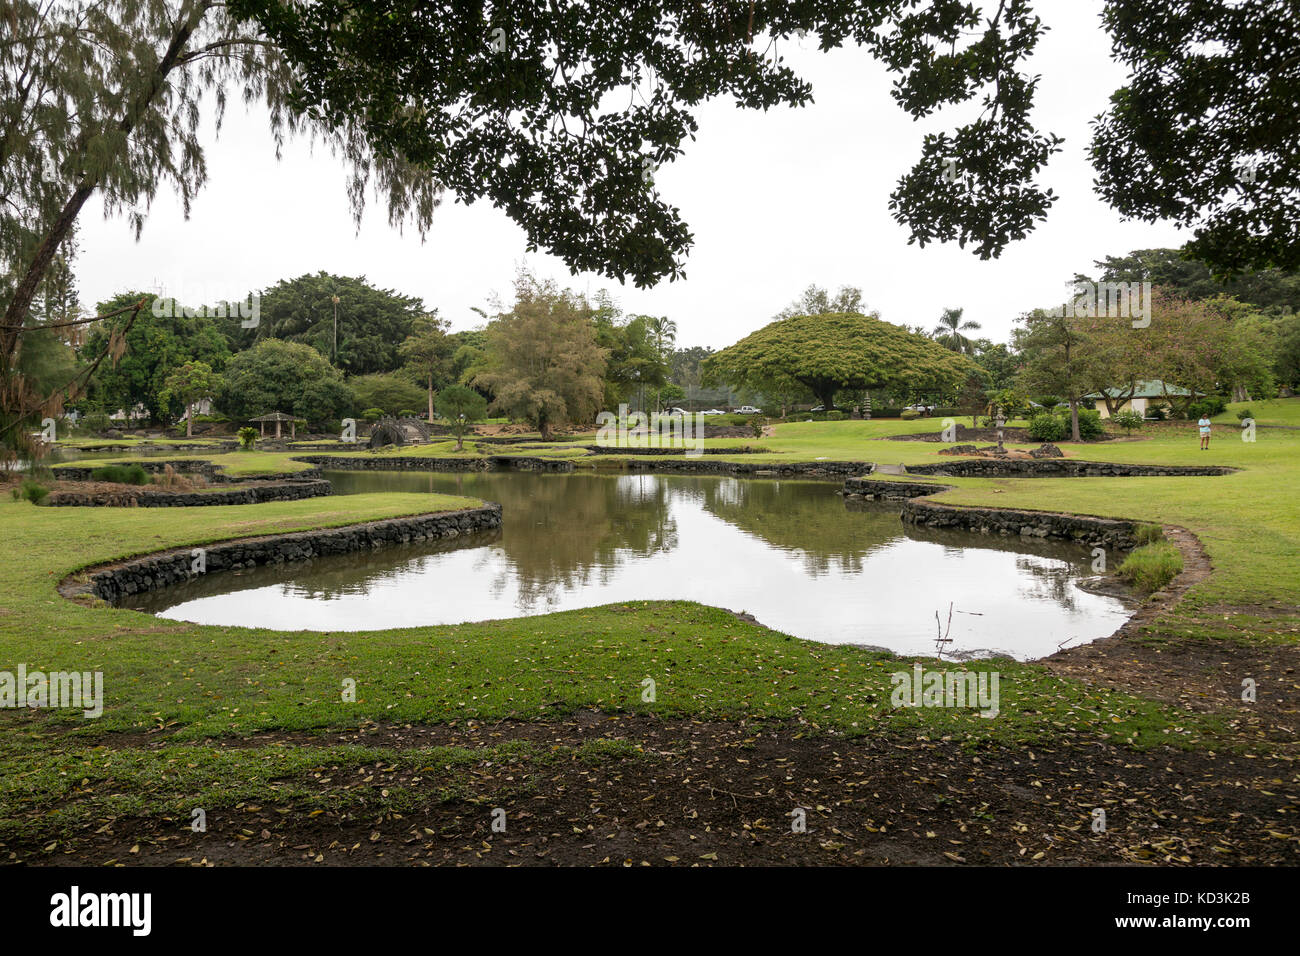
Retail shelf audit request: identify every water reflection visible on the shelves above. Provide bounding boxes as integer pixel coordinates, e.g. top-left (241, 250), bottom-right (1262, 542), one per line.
top-left (121, 470), bottom-right (1133, 659)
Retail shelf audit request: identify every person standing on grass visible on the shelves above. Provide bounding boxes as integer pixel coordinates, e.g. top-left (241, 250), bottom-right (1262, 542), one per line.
top-left (1198, 413), bottom-right (1213, 450)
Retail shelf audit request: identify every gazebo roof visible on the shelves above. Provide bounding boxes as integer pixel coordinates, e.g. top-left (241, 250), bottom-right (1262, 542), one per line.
top-left (249, 411), bottom-right (297, 422)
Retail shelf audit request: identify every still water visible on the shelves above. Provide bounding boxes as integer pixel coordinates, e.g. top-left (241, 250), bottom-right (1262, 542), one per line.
top-left (122, 471), bottom-right (1132, 659)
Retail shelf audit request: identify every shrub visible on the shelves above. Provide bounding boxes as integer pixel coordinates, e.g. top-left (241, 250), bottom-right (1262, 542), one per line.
top-left (824, 410), bottom-right (846, 421)
top-left (90, 463), bottom-right (149, 485)
top-left (1061, 408), bottom-right (1104, 440)
top-left (12, 480), bottom-right (49, 504)
top-left (81, 411), bottom-right (111, 432)
top-left (1027, 413), bottom-right (1065, 442)
top-left (1236, 407), bottom-right (1254, 421)
top-left (1111, 410), bottom-right (1144, 435)
top-left (749, 417), bottom-right (767, 438)
top-left (1186, 396), bottom-right (1227, 419)
top-left (1117, 541), bottom-right (1182, 593)
top-left (900, 408), bottom-right (921, 420)
top-left (398, 409), bottom-right (419, 418)
top-left (361, 407), bottom-right (385, 422)
top-left (237, 426), bottom-right (258, 450)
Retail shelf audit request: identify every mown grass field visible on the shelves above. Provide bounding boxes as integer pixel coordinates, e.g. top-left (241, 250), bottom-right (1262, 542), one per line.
top-left (3, 403), bottom-right (1297, 863)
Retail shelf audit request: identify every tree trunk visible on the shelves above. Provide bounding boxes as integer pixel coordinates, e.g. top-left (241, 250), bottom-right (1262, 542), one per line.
top-left (427, 373), bottom-right (434, 421)
top-left (1, 181), bottom-right (97, 360)
top-left (1068, 397), bottom-right (1081, 442)
top-left (186, 401), bottom-right (193, 438)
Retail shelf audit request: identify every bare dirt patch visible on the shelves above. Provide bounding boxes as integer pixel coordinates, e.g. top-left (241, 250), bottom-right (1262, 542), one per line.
top-left (7, 712), bottom-right (1296, 866)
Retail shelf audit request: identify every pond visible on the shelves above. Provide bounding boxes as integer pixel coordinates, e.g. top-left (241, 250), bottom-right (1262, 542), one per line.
top-left (121, 470), bottom-right (1133, 660)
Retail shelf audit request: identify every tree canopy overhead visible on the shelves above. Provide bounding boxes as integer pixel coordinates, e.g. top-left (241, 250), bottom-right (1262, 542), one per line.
top-left (232, 0), bottom-right (1062, 287)
top-left (703, 312), bottom-right (978, 410)
top-left (1091, 0), bottom-right (1300, 275)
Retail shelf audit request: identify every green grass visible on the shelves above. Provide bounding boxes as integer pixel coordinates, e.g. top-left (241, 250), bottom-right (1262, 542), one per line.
top-left (53, 450), bottom-right (319, 478)
top-left (6, 403), bottom-right (1300, 842)
top-left (1214, 397), bottom-right (1300, 427)
top-left (1117, 541), bottom-right (1184, 593)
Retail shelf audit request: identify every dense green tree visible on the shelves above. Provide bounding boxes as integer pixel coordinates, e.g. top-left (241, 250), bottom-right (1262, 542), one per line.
top-left (1014, 310), bottom-right (1103, 442)
top-left (1138, 293), bottom-right (1275, 409)
top-left (1274, 311), bottom-right (1300, 391)
top-left (471, 274), bottom-right (607, 439)
top-left (1088, 248), bottom-right (1300, 317)
top-left (775, 285), bottom-right (866, 321)
top-left (82, 292), bottom-right (230, 424)
top-left (348, 372), bottom-right (427, 417)
top-left (237, 2), bottom-right (1063, 289)
top-left (398, 313), bottom-right (454, 419)
top-left (1091, 1), bottom-right (1300, 274)
top-left (246, 273), bottom-right (425, 375)
top-left (435, 384), bottom-right (488, 451)
top-left (447, 328), bottom-right (489, 386)
top-left (214, 339), bottom-right (352, 429)
top-left (704, 312), bottom-right (977, 411)
top-left (594, 307), bottom-right (668, 412)
top-left (971, 340), bottom-right (1020, 391)
top-left (295, 377), bottom-right (356, 431)
top-left (160, 361), bottom-right (218, 437)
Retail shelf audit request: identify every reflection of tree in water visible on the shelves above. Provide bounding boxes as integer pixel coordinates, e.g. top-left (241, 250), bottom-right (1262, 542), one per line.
top-left (901, 520), bottom-right (1091, 613)
top-left (697, 477), bottom-right (903, 576)
top-left (1013, 556), bottom-right (1082, 612)
top-left (427, 473), bottom-right (679, 609)
top-left (121, 528), bottom-right (504, 611)
top-left (328, 471), bottom-right (679, 608)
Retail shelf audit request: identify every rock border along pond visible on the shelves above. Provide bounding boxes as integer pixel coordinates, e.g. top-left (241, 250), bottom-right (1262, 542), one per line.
top-left (64, 504), bottom-right (504, 605)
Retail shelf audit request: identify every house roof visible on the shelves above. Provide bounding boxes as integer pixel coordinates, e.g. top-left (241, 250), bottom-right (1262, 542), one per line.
top-left (1084, 379), bottom-right (1192, 400)
top-left (249, 411), bottom-right (297, 422)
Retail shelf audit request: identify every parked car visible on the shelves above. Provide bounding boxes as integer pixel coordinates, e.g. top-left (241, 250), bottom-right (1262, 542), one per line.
top-left (735, 405), bottom-right (762, 415)
top-left (660, 407), bottom-right (688, 416)
top-left (699, 408), bottom-right (725, 415)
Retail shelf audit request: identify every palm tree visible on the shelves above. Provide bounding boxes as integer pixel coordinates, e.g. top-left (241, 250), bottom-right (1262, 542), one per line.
top-left (647, 315), bottom-right (677, 410)
top-left (931, 307), bottom-right (982, 354)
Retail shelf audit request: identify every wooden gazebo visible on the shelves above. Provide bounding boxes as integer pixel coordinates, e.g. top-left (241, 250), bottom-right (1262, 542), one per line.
top-left (250, 411), bottom-right (297, 439)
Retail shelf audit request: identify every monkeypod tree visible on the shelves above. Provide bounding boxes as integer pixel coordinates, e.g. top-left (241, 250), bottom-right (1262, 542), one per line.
top-left (703, 312), bottom-right (978, 412)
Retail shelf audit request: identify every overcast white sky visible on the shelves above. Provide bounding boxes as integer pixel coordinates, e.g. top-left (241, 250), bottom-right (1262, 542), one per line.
top-left (76, 1), bottom-right (1187, 351)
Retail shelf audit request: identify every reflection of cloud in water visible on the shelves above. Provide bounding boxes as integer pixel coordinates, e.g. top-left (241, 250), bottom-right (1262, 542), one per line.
top-left (123, 471), bottom-right (1133, 660)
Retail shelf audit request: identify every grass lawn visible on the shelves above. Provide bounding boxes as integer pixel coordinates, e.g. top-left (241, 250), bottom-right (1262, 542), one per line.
top-left (4, 404), bottom-right (1297, 865)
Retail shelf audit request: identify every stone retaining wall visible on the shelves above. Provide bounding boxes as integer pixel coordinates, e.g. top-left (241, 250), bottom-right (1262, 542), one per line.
top-left (842, 477), bottom-right (954, 499)
top-left (53, 460), bottom-right (322, 483)
top-left (582, 445), bottom-right (770, 456)
top-left (294, 454), bottom-right (575, 473)
top-left (46, 479), bottom-right (332, 508)
top-left (622, 458), bottom-right (865, 478)
top-left (901, 498), bottom-right (1139, 549)
top-left (907, 459), bottom-right (1233, 478)
top-left (71, 504), bottom-right (503, 604)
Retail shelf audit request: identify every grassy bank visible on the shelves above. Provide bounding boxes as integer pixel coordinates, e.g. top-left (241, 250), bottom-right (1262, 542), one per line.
top-left (4, 405), bottom-right (1297, 862)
